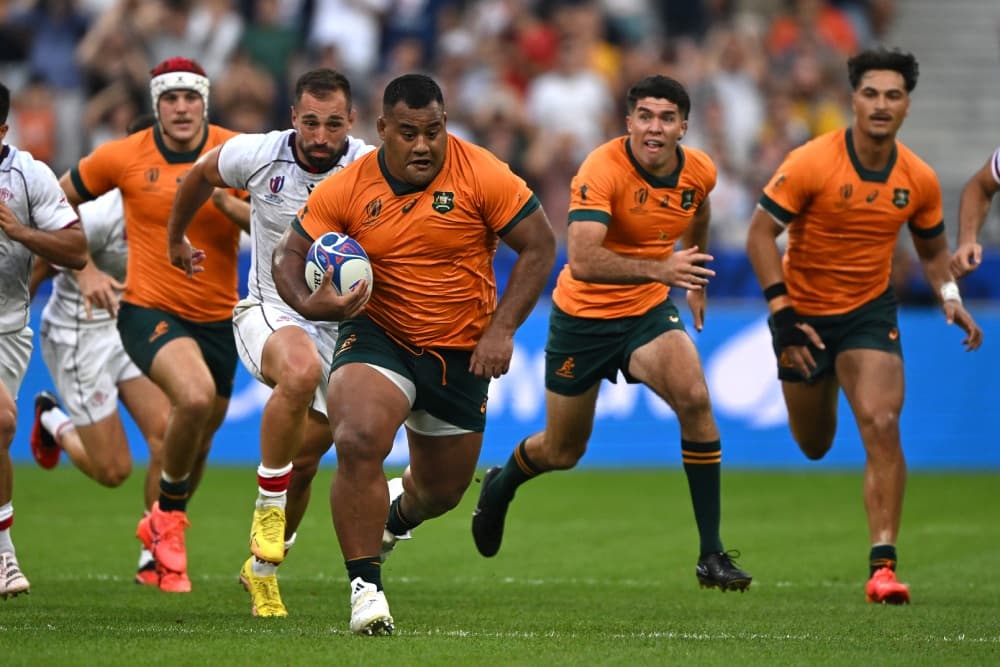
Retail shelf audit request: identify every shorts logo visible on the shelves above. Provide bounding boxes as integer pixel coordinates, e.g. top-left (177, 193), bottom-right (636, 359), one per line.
top-left (480, 397), bottom-right (488, 415)
top-left (432, 191), bottom-right (455, 214)
top-left (680, 189), bottom-right (695, 210)
top-left (88, 390), bottom-right (108, 408)
top-left (778, 350), bottom-right (795, 368)
top-left (669, 315), bottom-right (680, 323)
top-left (892, 189), bottom-right (910, 208)
top-left (335, 333), bottom-right (358, 357)
top-left (555, 356), bottom-right (576, 379)
top-left (148, 320), bottom-right (169, 343)
top-left (888, 328), bottom-right (899, 341)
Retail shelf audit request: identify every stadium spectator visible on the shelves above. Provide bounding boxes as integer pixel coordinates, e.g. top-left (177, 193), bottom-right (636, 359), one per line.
top-left (167, 68), bottom-right (374, 618)
top-left (472, 75), bottom-right (753, 593)
top-left (59, 57), bottom-right (242, 594)
top-left (951, 145), bottom-right (1000, 277)
top-left (745, 48), bottom-right (982, 605)
top-left (271, 73), bottom-right (556, 635)
top-left (0, 80), bottom-right (87, 600)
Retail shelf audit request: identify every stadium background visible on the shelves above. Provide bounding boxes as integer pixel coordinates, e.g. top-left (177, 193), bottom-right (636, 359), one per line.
top-left (4, 0), bottom-right (1000, 469)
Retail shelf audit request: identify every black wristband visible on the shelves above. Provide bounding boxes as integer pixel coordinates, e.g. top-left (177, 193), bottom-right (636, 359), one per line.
top-left (772, 306), bottom-right (810, 348)
top-left (763, 282), bottom-right (788, 301)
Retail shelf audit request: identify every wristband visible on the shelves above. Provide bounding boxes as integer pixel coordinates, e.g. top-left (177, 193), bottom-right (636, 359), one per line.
top-left (940, 281), bottom-right (962, 304)
top-left (763, 282), bottom-right (788, 301)
top-left (772, 306), bottom-right (810, 349)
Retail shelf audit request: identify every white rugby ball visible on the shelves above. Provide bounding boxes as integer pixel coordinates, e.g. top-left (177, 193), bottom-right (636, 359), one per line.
top-left (304, 232), bottom-right (373, 302)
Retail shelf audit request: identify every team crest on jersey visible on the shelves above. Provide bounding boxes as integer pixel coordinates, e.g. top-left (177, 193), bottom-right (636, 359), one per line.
top-left (432, 191), bottom-right (455, 213)
top-left (892, 188), bottom-right (910, 208)
top-left (0, 187), bottom-right (12, 202)
top-left (580, 184), bottom-right (588, 201)
top-left (680, 189), bottom-right (695, 210)
top-left (364, 198), bottom-right (382, 225)
top-left (269, 176), bottom-right (285, 193)
top-left (145, 168), bottom-right (159, 183)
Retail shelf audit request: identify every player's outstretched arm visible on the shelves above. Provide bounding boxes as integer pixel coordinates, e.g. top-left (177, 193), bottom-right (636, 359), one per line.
top-left (0, 202), bottom-right (86, 269)
top-left (913, 231), bottom-right (983, 351)
top-left (167, 146), bottom-right (228, 276)
top-left (472, 207), bottom-right (556, 379)
top-left (952, 157), bottom-right (1000, 277)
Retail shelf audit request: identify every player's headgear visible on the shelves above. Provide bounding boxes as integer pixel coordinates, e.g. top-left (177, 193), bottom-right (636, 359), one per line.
top-left (149, 57), bottom-right (210, 120)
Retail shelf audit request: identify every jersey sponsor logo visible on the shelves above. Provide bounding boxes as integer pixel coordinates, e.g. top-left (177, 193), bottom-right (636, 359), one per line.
top-left (269, 175), bottom-right (285, 194)
top-left (431, 191), bottom-right (455, 214)
top-left (680, 189), bottom-right (695, 210)
top-left (892, 188), bottom-right (910, 208)
top-left (554, 356), bottom-right (576, 379)
top-left (148, 320), bottom-right (169, 343)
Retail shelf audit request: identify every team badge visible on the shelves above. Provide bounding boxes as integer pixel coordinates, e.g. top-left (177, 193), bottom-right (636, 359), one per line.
top-left (680, 189), bottom-right (695, 210)
top-left (432, 191), bottom-right (455, 213)
top-left (892, 188), bottom-right (910, 208)
top-left (366, 198), bottom-right (382, 219)
top-left (269, 175), bottom-right (285, 193)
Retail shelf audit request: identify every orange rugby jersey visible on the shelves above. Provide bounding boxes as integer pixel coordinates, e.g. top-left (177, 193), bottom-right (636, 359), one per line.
top-left (296, 134), bottom-right (540, 350)
top-left (70, 124), bottom-right (241, 322)
top-left (761, 128), bottom-right (943, 316)
top-left (553, 137), bottom-right (716, 319)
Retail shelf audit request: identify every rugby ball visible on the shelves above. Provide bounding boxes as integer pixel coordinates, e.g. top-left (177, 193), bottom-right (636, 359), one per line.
top-left (304, 232), bottom-right (373, 302)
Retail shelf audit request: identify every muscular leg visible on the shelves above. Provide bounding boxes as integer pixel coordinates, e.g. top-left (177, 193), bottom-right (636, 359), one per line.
top-left (327, 364), bottom-right (410, 562)
top-left (395, 429), bottom-right (482, 525)
top-left (286, 410), bottom-right (333, 539)
top-left (118, 375), bottom-right (170, 510)
top-left (0, 383), bottom-right (16, 509)
top-left (836, 349), bottom-right (906, 547)
top-left (781, 375), bottom-right (841, 460)
top-left (60, 416), bottom-right (133, 488)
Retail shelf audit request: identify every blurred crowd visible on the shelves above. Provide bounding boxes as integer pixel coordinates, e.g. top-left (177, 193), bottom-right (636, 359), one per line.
top-left (0, 0), bottom-right (902, 251)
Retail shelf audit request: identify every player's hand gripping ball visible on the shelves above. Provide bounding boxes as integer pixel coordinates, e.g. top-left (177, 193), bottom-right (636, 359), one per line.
top-left (304, 232), bottom-right (373, 303)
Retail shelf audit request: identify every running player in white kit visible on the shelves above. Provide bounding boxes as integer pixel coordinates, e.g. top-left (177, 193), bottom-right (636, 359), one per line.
top-left (0, 80), bottom-right (87, 598)
top-left (167, 68), bottom-right (374, 617)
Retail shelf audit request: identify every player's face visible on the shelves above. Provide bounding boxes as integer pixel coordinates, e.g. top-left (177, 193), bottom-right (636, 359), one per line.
top-left (157, 89), bottom-right (206, 149)
top-left (377, 101), bottom-right (447, 188)
top-left (852, 70), bottom-right (909, 141)
top-left (625, 97), bottom-right (687, 176)
top-left (292, 89), bottom-right (355, 172)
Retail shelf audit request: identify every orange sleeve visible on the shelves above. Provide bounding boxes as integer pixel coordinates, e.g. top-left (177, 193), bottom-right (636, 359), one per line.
top-left (909, 164), bottom-right (943, 232)
top-left (72, 140), bottom-right (125, 201)
top-left (297, 176), bottom-right (347, 241)
top-left (471, 149), bottom-right (536, 234)
top-left (568, 149), bottom-right (618, 222)
top-left (760, 143), bottom-right (819, 224)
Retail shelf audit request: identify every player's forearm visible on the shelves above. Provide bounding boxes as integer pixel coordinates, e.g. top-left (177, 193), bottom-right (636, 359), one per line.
top-left (746, 218), bottom-right (789, 312)
top-left (956, 179), bottom-right (994, 246)
top-left (492, 241), bottom-right (555, 334)
top-left (168, 175), bottom-right (216, 243)
top-left (21, 226), bottom-right (88, 270)
top-left (569, 244), bottom-right (671, 285)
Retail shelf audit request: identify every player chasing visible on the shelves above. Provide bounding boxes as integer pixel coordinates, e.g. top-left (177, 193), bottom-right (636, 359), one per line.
top-left (272, 73), bottom-right (556, 634)
top-left (168, 68), bottom-right (374, 617)
top-left (746, 48), bottom-right (982, 604)
top-left (471, 75), bottom-right (752, 592)
top-left (26, 114), bottom-right (175, 586)
top-left (0, 81), bottom-right (88, 599)
top-left (59, 57), bottom-right (243, 593)
top-left (950, 144), bottom-right (1000, 277)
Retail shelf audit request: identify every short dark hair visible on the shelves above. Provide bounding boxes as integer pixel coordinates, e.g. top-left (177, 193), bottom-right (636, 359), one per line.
top-left (295, 68), bottom-right (353, 110)
top-left (626, 75), bottom-right (691, 119)
top-left (847, 48), bottom-right (919, 92)
top-left (0, 82), bottom-right (9, 125)
top-left (382, 74), bottom-right (443, 114)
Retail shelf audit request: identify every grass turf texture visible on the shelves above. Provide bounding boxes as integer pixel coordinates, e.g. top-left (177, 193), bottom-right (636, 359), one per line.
top-left (1, 465), bottom-right (998, 665)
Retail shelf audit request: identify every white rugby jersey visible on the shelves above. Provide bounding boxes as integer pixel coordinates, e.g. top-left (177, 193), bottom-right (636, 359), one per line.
top-left (990, 146), bottom-right (1000, 185)
top-left (0, 144), bottom-right (79, 333)
top-left (41, 189), bottom-right (126, 328)
top-left (217, 130), bottom-right (374, 314)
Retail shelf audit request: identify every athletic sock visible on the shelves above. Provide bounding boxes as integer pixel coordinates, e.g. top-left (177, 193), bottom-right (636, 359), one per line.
top-left (681, 439), bottom-right (724, 555)
top-left (256, 463), bottom-right (292, 509)
top-left (869, 543), bottom-right (898, 575)
top-left (0, 503), bottom-right (14, 554)
top-left (40, 407), bottom-right (73, 442)
top-left (385, 493), bottom-right (420, 536)
top-left (486, 439), bottom-right (543, 506)
top-left (158, 474), bottom-right (190, 513)
top-left (346, 556), bottom-right (383, 591)
top-left (252, 558), bottom-right (279, 577)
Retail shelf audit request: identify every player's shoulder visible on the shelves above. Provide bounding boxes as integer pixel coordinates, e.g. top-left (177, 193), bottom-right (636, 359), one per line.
top-left (222, 129), bottom-right (292, 161)
top-left (679, 145), bottom-right (716, 179)
top-left (343, 135), bottom-right (377, 163)
top-left (4, 145), bottom-right (60, 185)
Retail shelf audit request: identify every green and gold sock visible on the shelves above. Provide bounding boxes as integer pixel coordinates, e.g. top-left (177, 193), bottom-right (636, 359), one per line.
top-left (682, 439), bottom-right (724, 555)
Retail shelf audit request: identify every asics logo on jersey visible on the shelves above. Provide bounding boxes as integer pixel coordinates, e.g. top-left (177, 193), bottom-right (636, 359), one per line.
top-left (866, 190), bottom-right (879, 203)
top-left (335, 334), bottom-right (358, 357)
top-left (148, 320), bottom-right (169, 343)
top-left (840, 184), bottom-right (853, 200)
top-left (145, 168), bottom-right (159, 183)
top-left (555, 357), bottom-right (576, 379)
top-left (401, 198), bottom-right (418, 214)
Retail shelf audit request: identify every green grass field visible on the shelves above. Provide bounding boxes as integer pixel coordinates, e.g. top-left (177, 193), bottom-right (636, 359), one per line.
top-left (1, 464), bottom-right (998, 665)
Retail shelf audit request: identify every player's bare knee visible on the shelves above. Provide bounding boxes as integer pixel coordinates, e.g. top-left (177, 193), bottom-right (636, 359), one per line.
top-left (95, 463), bottom-right (132, 487)
top-left (536, 436), bottom-right (586, 470)
top-left (670, 385), bottom-right (712, 424)
top-left (332, 424), bottom-right (390, 463)
top-left (174, 384), bottom-right (215, 420)
top-left (0, 407), bottom-right (15, 448)
top-left (277, 361), bottom-right (323, 403)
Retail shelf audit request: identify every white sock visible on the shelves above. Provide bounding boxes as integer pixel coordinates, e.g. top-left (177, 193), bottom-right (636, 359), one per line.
top-left (252, 558), bottom-right (279, 577)
top-left (0, 516), bottom-right (14, 555)
top-left (41, 407), bottom-right (73, 441)
top-left (137, 548), bottom-right (154, 569)
top-left (256, 462), bottom-right (292, 509)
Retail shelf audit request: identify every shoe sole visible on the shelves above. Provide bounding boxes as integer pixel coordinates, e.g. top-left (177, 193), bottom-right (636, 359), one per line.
top-left (0, 587), bottom-right (30, 600)
top-left (697, 576), bottom-right (752, 592)
top-left (353, 618), bottom-right (394, 636)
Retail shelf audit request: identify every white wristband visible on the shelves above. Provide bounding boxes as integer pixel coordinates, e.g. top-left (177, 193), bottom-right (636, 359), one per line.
top-left (940, 281), bottom-right (962, 304)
